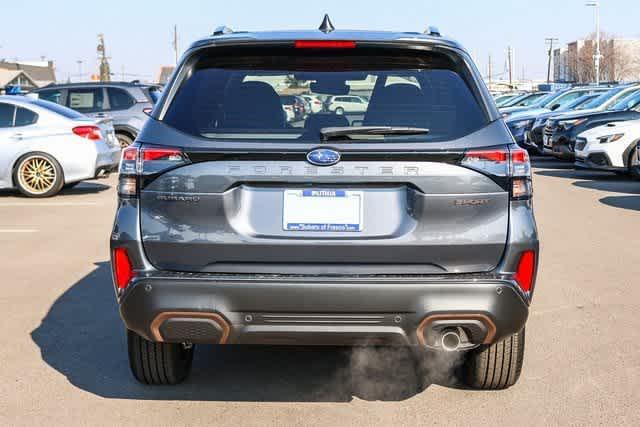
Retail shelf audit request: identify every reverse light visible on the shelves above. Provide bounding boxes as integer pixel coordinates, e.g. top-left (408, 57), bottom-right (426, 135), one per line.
top-left (295, 40), bottom-right (356, 49)
top-left (514, 250), bottom-right (536, 293)
top-left (73, 125), bottom-right (102, 141)
top-left (112, 247), bottom-right (134, 290)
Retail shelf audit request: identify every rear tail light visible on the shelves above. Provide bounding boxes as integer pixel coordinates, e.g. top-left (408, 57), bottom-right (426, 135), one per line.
top-left (112, 247), bottom-right (134, 290)
top-left (118, 145), bottom-right (189, 197)
top-left (73, 125), bottom-right (101, 141)
top-left (460, 145), bottom-right (532, 200)
top-left (514, 250), bottom-right (536, 293)
top-left (295, 40), bottom-right (356, 49)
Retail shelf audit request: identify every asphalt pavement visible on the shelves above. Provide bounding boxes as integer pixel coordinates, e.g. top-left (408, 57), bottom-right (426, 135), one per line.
top-left (1, 157), bottom-right (639, 426)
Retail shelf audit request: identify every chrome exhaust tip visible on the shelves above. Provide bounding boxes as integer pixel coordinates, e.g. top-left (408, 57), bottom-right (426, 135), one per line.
top-left (441, 328), bottom-right (462, 352)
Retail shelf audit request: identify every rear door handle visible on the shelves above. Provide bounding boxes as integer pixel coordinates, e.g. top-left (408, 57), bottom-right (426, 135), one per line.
top-left (10, 133), bottom-right (23, 140)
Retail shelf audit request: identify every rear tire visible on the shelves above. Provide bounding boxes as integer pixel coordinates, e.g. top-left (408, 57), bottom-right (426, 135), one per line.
top-left (462, 328), bottom-right (525, 390)
top-left (116, 133), bottom-right (134, 148)
top-left (335, 107), bottom-right (345, 115)
top-left (127, 330), bottom-right (194, 385)
top-left (13, 152), bottom-right (64, 198)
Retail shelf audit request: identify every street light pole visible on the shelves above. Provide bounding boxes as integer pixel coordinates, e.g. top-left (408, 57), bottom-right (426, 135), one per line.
top-left (586, 1), bottom-right (602, 85)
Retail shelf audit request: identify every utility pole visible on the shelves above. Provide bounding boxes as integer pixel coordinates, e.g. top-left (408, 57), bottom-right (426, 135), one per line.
top-left (97, 34), bottom-right (111, 82)
top-left (545, 38), bottom-right (559, 84)
top-left (507, 46), bottom-right (513, 88)
top-left (172, 25), bottom-right (179, 65)
top-left (586, 1), bottom-right (602, 84)
top-left (76, 60), bottom-right (83, 81)
top-left (488, 54), bottom-right (493, 88)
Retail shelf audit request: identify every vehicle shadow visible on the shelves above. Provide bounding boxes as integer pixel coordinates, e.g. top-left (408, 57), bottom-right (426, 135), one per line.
top-left (0, 181), bottom-right (110, 198)
top-left (59, 181), bottom-right (111, 196)
top-left (599, 196), bottom-right (640, 212)
top-left (533, 159), bottom-right (640, 211)
top-left (31, 262), bottom-right (457, 402)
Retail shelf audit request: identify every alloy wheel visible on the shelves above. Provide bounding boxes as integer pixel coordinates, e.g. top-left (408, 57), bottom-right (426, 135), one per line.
top-left (18, 156), bottom-right (57, 195)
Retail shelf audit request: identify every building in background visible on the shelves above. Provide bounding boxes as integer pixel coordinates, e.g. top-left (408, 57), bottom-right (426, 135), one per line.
top-left (554, 38), bottom-right (640, 83)
top-left (157, 66), bottom-right (175, 85)
top-left (0, 60), bottom-right (56, 92)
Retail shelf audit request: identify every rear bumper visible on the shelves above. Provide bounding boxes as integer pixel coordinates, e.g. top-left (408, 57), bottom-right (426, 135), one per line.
top-left (119, 274), bottom-right (529, 347)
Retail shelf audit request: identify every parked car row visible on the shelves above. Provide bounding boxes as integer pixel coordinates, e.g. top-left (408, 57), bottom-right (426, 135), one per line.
top-left (280, 93), bottom-right (369, 122)
top-left (497, 83), bottom-right (640, 179)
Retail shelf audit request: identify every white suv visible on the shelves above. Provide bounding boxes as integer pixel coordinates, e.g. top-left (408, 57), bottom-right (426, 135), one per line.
top-left (575, 119), bottom-right (640, 179)
top-left (326, 95), bottom-right (369, 114)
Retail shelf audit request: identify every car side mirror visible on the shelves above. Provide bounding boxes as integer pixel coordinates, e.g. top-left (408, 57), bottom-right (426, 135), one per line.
top-left (550, 104), bottom-right (560, 111)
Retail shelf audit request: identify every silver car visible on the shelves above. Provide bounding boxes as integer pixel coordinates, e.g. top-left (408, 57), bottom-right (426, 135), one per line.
top-left (33, 82), bottom-right (162, 148)
top-left (0, 96), bottom-right (121, 197)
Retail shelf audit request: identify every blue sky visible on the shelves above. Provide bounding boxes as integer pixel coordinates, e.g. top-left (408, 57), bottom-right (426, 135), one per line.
top-left (1, 0), bottom-right (638, 82)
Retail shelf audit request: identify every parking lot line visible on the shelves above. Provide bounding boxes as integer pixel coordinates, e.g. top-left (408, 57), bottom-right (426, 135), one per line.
top-left (0, 202), bottom-right (100, 207)
top-left (0, 229), bottom-right (38, 233)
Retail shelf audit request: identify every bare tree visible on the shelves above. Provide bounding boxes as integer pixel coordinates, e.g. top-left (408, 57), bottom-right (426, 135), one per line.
top-left (567, 31), bottom-right (640, 83)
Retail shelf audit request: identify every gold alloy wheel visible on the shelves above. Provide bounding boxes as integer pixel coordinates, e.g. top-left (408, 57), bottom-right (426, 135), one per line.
top-left (18, 156), bottom-right (57, 195)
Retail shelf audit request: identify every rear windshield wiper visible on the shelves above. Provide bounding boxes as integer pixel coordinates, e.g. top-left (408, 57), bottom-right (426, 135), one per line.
top-left (320, 126), bottom-right (430, 141)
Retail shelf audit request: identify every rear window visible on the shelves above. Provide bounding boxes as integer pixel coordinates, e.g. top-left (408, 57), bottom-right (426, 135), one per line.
top-left (31, 99), bottom-right (85, 119)
top-left (67, 88), bottom-right (105, 113)
top-left (162, 48), bottom-right (488, 143)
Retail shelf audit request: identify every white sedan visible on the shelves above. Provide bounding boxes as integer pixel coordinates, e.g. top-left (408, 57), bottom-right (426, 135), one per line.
top-left (0, 95), bottom-right (121, 197)
top-left (574, 119), bottom-right (640, 179)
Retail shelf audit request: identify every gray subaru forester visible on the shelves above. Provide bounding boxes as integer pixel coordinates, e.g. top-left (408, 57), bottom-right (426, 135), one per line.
top-left (110, 22), bottom-right (539, 390)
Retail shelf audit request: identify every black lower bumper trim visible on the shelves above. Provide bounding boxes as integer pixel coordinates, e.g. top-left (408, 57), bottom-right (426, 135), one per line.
top-left (119, 276), bottom-right (529, 346)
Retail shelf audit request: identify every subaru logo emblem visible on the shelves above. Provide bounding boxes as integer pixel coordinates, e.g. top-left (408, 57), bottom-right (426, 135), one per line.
top-left (307, 148), bottom-right (341, 166)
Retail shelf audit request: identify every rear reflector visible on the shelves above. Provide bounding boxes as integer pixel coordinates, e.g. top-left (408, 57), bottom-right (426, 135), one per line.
top-left (295, 40), bottom-right (356, 49)
top-left (514, 251), bottom-right (536, 293)
top-left (112, 247), bottom-right (134, 290)
top-left (73, 125), bottom-right (101, 141)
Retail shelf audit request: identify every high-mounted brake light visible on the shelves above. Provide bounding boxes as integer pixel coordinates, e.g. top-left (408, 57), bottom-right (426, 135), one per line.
top-left (514, 250), bottom-right (536, 293)
top-left (295, 40), bottom-right (356, 49)
top-left (112, 247), bottom-right (134, 290)
top-left (73, 125), bottom-right (101, 141)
